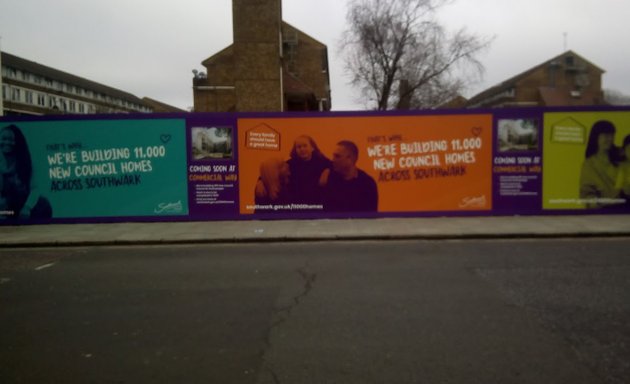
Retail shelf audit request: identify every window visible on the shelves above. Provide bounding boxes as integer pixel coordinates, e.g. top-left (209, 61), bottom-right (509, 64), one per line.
top-left (25, 90), bottom-right (34, 104)
top-left (34, 75), bottom-right (42, 85)
top-left (1, 85), bottom-right (7, 100)
top-left (79, 103), bottom-right (85, 113)
top-left (69, 100), bottom-right (76, 112)
top-left (11, 88), bottom-right (21, 102)
top-left (37, 93), bottom-right (46, 106)
top-left (22, 72), bottom-right (32, 82)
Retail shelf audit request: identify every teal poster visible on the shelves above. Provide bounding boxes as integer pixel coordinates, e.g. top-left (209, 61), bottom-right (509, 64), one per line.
top-left (0, 119), bottom-right (188, 220)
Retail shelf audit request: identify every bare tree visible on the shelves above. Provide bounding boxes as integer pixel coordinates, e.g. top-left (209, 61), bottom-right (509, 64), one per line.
top-left (604, 89), bottom-right (630, 106)
top-left (340, 0), bottom-right (492, 110)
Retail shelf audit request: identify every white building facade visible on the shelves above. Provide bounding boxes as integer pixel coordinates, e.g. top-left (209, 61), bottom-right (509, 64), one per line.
top-left (1, 52), bottom-right (153, 116)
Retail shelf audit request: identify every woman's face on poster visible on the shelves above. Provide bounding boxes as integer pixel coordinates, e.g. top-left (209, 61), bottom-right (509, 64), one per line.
top-left (294, 137), bottom-right (314, 161)
top-left (597, 133), bottom-right (614, 152)
top-left (0, 129), bottom-right (16, 155)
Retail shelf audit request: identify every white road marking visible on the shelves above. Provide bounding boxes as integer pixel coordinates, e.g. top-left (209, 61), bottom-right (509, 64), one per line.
top-left (34, 263), bottom-right (56, 271)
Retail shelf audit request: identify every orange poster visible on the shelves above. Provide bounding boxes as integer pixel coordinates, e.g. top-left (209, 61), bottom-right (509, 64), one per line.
top-left (238, 114), bottom-right (493, 215)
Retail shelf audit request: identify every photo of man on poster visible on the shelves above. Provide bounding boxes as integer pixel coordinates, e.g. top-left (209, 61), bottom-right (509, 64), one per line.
top-left (252, 138), bottom-right (379, 213)
top-left (320, 140), bottom-right (378, 212)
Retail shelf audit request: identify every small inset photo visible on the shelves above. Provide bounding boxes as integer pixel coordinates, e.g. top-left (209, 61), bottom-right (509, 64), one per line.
top-left (191, 127), bottom-right (233, 160)
top-left (497, 119), bottom-right (539, 152)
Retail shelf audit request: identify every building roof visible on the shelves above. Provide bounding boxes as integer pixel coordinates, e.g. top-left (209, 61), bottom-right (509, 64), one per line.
top-left (201, 45), bottom-right (234, 68)
top-left (198, 23), bottom-right (323, 101)
top-left (141, 97), bottom-right (187, 113)
top-left (437, 95), bottom-right (468, 109)
top-left (283, 71), bottom-right (316, 97)
top-left (1, 51), bottom-right (147, 106)
top-left (282, 22), bottom-right (326, 48)
top-left (200, 21), bottom-right (326, 68)
top-left (466, 50), bottom-right (605, 106)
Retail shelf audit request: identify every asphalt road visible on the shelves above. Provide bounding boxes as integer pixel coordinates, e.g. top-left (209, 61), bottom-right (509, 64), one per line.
top-left (1, 239), bottom-right (629, 384)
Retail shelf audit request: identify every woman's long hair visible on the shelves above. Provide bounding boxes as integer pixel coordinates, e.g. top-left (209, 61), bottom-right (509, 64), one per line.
top-left (584, 120), bottom-right (619, 165)
top-left (2, 125), bottom-right (32, 185)
top-left (622, 134), bottom-right (630, 160)
top-left (259, 158), bottom-right (287, 200)
top-left (289, 135), bottom-right (328, 161)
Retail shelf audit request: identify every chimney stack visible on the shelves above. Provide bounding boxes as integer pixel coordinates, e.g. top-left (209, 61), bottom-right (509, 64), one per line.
top-left (232, 0), bottom-right (283, 111)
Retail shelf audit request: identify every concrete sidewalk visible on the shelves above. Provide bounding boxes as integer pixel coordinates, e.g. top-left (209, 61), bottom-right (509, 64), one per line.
top-left (1, 214), bottom-right (630, 248)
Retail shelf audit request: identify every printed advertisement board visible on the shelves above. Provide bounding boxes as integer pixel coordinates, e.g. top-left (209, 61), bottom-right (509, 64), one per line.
top-left (1, 106), bottom-right (629, 224)
top-left (237, 114), bottom-right (493, 215)
top-left (0, 119), bottom-right (188, 221)
top-left (492, 110), bottom-right (544, 213)
top-left (543, 111), bottom-right (630, 210)
top-left (185, 114), bottom-right (239, 219)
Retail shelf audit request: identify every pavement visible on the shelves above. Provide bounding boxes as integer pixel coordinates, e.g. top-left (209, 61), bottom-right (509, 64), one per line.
top-left (1, 214), bottom-right (630, 247)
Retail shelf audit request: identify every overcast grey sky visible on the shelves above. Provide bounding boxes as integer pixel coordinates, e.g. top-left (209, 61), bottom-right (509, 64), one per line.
top-left (1, 0), bottom-right (628, 111)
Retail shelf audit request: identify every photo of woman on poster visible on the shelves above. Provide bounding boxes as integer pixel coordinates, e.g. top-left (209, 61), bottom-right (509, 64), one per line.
top-left (287, 135), bottom-right (331, 205)
top-left (579, 120), bottom-right (623, 208)
top-left (615, 134), bottom-right (630, 200)
top-left (0, 124), bottom-right (52, 220)
top-left (251, 136), bottom-right (379, 213)
top-left (254, 157), bottom-right (292, 207)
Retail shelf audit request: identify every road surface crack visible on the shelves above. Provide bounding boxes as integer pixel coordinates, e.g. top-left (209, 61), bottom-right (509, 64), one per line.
top-left (262, 264), bottom-right (317, 383)
top-left (269, 265), bottom-right (317, 333)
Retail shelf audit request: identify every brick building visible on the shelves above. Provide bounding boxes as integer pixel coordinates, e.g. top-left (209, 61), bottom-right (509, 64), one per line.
top-left (193, 0), bottom-right (331, 112)
top-left (466, 51), bottom-right (606, 108)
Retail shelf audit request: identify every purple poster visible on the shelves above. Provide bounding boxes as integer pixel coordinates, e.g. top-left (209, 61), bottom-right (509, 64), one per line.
top-left (492, 111), bottom-right (543, 213)
top-left (186, 115), bottom-right (239, 218)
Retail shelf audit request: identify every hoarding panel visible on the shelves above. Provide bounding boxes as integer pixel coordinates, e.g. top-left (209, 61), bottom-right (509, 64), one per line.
top-left (543, 111), bottom-right (630, 210)
top-left (0, 119), bottom-right (188, 221)
top-left (238, 114), bottom-right (493, 215)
